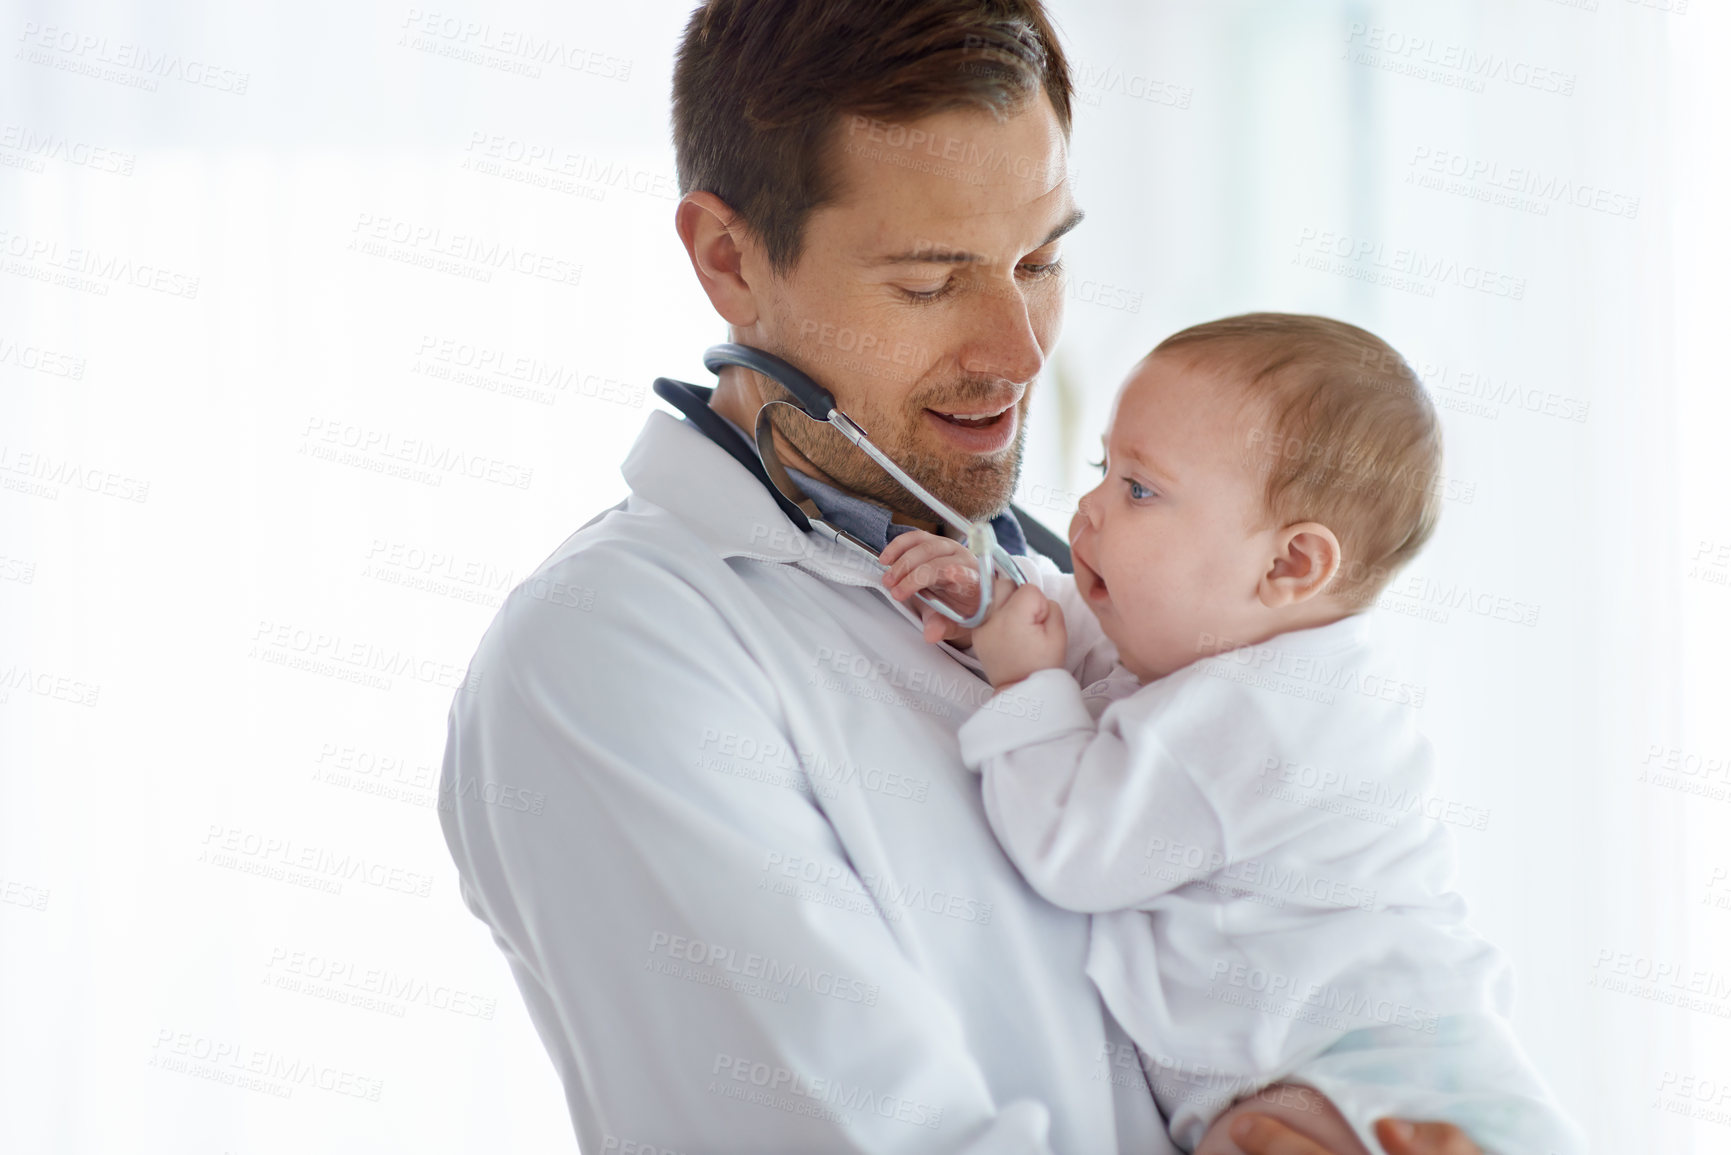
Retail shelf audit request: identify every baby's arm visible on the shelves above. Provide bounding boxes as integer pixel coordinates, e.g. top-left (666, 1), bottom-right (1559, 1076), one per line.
top-left (1011, 547), bottom-right (1121, 687)
top-left (955, 669), bottom-right (1225, 912)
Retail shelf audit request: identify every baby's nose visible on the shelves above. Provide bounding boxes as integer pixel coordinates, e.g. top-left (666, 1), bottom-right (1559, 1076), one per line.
top-left (1069, 495), bottom-right (1098, 542)
top-left (1066, 502), bottom-right (1093, 547)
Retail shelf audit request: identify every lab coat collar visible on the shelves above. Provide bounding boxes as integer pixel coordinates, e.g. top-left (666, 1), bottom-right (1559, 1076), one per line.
top-left (620, 409), bottom-right (887, 588)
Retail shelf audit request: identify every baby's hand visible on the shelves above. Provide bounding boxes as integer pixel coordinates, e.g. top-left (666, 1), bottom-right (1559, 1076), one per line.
top-left (971, 581), bottom-right (1067, 690)
top-left (879, 530), bottom-right (988, 645)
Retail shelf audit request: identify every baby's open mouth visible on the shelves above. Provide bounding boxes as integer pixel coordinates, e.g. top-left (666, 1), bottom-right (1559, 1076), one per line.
top-left (1076, 555), bottom-right (1108, 601)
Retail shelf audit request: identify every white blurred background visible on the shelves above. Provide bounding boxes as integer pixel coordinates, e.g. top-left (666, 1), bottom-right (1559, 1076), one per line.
top-left (2, 0), bottom-right (1727, 1151)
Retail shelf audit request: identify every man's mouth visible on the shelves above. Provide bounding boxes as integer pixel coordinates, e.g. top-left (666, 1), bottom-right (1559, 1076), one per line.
top-left (928, 403), bottom-right (1012, 429)
top-left (923, 399), bottom-right (1019, 452)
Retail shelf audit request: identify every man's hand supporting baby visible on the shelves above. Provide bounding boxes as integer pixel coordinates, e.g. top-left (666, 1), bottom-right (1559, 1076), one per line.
top-left (878, 530), bottom-right (1068, 688)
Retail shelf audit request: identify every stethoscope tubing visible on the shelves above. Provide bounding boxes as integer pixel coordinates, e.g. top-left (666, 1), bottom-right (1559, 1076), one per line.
top-left (701, 343), bottom-right (1024, 629)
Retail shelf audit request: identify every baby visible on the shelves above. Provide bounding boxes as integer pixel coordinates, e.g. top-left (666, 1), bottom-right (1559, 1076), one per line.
top-left (878, 314), bottom-right (1582, 1155)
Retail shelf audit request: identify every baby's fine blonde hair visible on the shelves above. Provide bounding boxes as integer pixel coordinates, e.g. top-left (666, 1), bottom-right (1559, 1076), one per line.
top-left (1152, 312), bottom-right (1444, 607)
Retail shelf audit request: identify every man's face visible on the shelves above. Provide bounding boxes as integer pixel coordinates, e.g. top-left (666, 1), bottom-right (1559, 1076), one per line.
top-left (738, 95), bottom-right (1078, 523)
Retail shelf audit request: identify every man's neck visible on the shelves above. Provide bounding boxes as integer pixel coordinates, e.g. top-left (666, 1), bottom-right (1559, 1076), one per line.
top-left (709, 364), bottom-right (948, 537)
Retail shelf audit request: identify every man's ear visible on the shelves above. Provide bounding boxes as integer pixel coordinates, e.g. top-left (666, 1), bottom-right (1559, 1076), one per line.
top-left (674, 191), bottom-right (762, 327)
top-left (1257, 521), bottom-right (1342, 607)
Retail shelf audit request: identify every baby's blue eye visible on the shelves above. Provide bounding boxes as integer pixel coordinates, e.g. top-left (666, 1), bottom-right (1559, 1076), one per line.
top-left (1127, 479), bottom-right (1154, 500)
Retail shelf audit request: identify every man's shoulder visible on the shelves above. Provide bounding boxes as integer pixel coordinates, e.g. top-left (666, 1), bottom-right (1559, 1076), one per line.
top-left (527, 491), bottom-right (727, 590)
top-left (476, 494), bottom-right (739, 662)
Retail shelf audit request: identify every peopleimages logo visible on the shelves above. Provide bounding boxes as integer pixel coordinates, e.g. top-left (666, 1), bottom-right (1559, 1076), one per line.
top-left (0, 123), bottom-right (135, 174)
top-left (647, 931), bottom-right (881, 1007)
top-left (16, 22), bottom-right (252, 94)
top-left (843, 114), bottom-right (1065, 185)
top-left (1406, 146), bottom-right (1640, 220)
top-left (347, 213), bottom-right (582, 287)
top-left (1194, 632), bottom-right (1427, 708)
top-left (0, 334), bottom-right (86, 378)
top-left (1343, 23), bottom-right (1577, 97)
top-left (0, 227), bottom-right (200, 298)
top-left (1207, 960), bottom-right (1442, 1035)
top-left (1293, 228), bottom-right (1526, 301)
top-left (398, 9), bottom-right (633, 81)
top-left (300, 417), bottom-right (535, 490)
top-left (709, 1052), bottom-right (945, 1130)
top-left (759, 850), bottom-right (995, 927)
top-left (149, 1029), bottom-right (383, 1101)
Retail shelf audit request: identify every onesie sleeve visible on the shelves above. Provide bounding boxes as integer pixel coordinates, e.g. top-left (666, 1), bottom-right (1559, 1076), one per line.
top-left (956, 669), bottom-right (1225, 913)
top-left (1009, 553), bottom-right (1120, 689)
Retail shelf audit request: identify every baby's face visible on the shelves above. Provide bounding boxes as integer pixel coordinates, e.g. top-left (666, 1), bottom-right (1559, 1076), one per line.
top-left (1068, 352), bottom-right (1279, 682)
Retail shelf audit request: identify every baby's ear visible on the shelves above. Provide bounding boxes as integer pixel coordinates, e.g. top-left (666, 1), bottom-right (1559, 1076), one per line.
top-left (1258, 522), bottom-right (1341, 607)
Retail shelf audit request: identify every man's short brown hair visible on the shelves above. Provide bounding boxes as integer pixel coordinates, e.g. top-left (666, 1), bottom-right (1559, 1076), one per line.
top-left (671, 0), bottom-right (1073, 273)
top-left (1153, 313), bottom-right (1445, 606)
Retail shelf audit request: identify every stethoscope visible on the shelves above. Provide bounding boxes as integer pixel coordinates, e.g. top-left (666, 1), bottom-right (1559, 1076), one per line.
top-left (651, 343), bottom-right (1026, 629)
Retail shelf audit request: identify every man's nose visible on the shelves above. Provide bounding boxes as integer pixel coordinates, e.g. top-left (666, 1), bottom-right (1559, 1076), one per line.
top-left (956, 280), bottom-right (1045, 386)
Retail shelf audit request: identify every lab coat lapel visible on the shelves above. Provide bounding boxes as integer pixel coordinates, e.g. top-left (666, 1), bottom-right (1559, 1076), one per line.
top-left (621, 410), bottom-right (895, 591)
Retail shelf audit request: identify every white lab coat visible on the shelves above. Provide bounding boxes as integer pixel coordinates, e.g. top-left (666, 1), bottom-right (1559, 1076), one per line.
top-left (438, 408), bottom-right (1172, 1154)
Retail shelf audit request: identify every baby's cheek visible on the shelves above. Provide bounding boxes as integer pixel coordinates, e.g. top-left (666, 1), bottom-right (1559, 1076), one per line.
top-left (1134, 620), bottom-right (1195, 680)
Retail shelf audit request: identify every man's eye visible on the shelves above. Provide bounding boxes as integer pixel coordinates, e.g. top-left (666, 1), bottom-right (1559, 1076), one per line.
top-left (899, 280), bottom-right (956, 304)
top-left (1126, 478), bottom-right (1155, 500)
top-left (900, 259), bottom-right (1058, 303)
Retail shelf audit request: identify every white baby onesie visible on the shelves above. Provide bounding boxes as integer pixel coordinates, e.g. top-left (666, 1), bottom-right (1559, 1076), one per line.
top-left (955, 554), bottom-right (1584, 1154)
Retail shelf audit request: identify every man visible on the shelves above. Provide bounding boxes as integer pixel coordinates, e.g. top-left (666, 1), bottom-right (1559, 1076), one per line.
top-left (439, 2), bottom-right (1486, 1152)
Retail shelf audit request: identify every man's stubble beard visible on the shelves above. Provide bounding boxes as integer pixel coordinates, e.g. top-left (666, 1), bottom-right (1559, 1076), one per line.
top-left (763, 386), bottom-right (1029, 525)
top-left (748, 290), bottom-right (1032, 524)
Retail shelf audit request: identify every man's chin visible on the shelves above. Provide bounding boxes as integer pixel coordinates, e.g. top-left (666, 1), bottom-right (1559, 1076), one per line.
top-left (902, 423), bottom-right (1025, 523)
top-left (778, 411), bottom-right (1021, 523)
top-left (870, 479), bottom-right (1012, 526)
top-left (901, 458), bottom-right (1019, 524)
